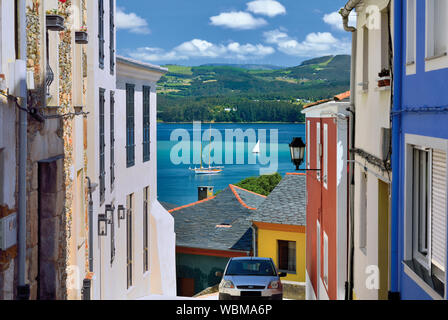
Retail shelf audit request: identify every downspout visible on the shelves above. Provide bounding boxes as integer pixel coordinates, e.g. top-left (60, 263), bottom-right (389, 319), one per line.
top-left (339, 0), bottom-right (361, 300)
top-left (251, 225), bottom-right (257, 257)
top-left (390, 0), bottom-right (402, 300)
top-left (86, 177), bottom-right (95, 273)
top-left (17, 0), bottom-right (29, 300)
top-left (82, 177), bottom-right (97, 300)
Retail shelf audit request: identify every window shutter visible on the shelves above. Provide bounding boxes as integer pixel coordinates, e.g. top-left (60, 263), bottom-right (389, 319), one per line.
top-left (431, 149), bottom-right (447, 272)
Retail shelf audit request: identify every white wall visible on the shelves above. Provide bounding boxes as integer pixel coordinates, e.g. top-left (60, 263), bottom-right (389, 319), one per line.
top-left (353, 0), bottom-right (392, 300)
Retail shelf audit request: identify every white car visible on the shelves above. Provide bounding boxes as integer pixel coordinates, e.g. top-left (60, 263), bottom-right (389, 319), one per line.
top-left (217, 257), bottom-right (286, 300)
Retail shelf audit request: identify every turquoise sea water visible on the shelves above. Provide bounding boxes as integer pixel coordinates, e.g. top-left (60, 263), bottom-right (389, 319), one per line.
top-left (157, 123), bottom-right (306, 206)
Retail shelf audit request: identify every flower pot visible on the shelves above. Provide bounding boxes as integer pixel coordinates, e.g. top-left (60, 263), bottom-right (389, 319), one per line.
top-left (75, 31), bottom-right (88, 44)
top-left (377, 76), bottom-right (391, 88)
top-left (46, 14), bottom-right (65, 31)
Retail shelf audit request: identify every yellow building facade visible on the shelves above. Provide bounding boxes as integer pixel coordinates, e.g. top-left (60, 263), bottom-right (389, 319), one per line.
top-left (254, 222), bottom-right (306, 282)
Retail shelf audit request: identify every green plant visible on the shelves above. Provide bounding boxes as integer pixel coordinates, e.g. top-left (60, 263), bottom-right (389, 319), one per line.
top-left (46, 8), bottom-right (59, 15)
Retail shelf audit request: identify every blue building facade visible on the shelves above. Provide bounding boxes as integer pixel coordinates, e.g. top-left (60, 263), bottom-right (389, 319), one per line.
top-left (392, 0), bottom-right (448, 300)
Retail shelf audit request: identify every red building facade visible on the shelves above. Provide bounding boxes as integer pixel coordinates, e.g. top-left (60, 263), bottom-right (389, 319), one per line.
top-left (302, 93), bottom-right (350, 300)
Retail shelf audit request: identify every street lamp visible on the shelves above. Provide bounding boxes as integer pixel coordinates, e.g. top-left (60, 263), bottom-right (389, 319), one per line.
top-left (289, 137), bottom-right (306, 170)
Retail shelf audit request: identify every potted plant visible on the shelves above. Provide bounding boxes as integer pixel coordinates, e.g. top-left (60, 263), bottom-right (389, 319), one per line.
top-left (377, 69), bottom-right (391, 88)
top-left (46, 9), bottom-right (65, 31)
top-left (75, 26), bottom-right (88, 44)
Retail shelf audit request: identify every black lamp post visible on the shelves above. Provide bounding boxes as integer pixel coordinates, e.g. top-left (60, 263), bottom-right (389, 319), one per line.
top-left (289, 137), bottom-right (306, 170)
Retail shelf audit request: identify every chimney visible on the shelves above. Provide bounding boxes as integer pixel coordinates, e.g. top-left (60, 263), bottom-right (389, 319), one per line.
top-left (198, 186), bottom-right (214, 201)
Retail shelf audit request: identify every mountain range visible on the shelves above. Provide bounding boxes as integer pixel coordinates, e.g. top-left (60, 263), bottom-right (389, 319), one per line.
top-left (157, 55), bottom-right (351, 123)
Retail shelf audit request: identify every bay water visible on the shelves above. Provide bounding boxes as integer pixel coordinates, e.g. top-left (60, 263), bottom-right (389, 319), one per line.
top-left (157, 123), bottom-right (306, 206)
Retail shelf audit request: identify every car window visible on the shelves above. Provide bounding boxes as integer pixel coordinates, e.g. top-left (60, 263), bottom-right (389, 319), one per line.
top-left (225, 260), bottom-right (277, 276)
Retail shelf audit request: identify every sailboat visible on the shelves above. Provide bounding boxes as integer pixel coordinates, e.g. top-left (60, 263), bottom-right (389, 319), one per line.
top-left (252, 140), bottom-right (260, 154)
top-left (190, 125), bottom-right (224, 175)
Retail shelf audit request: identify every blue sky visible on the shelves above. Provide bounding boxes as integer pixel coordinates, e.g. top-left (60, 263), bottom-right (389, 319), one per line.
top-left (116, 0), bottom-right (355, 67)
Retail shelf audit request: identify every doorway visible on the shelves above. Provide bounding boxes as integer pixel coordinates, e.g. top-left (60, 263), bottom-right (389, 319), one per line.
top-left (377, 180), bottom-right (390, 300)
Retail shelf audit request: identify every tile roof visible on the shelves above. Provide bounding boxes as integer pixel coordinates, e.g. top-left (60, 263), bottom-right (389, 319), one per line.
top-left (303, 91), bottom-right (351, 109)
top-left (170, 185), bottom-right (266, 252)
top-left (251, 174), bottom-right (306, 226)
top-left (334, 90), bottom-right (350, 101)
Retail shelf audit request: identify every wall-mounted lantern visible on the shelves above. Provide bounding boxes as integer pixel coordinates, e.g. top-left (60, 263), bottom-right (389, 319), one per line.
top-left (98, 214), bottom-right (108, 236)
top-left (118, 205), bottom-right (126, 221)
top-left (289, 137), bottom-right (306, 170)
top-left (105, 204), bottom-right (115, 225)
top-left (289, 137), bottom-right (322, 172)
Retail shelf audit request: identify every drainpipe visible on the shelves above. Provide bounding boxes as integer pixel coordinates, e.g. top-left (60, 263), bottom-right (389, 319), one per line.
top-left (251, 225), bottom-right (257, 257)
top-left (339, 0), bottom-right (360, 300)
top-left (17, 0), bottom-right (29, 300)
top-left (85, 177), bottom-right (96, 273)
top-left (389, 0), bottom-right (402, 300)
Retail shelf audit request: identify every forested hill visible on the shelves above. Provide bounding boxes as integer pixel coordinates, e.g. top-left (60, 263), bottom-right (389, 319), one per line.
top-left (157, 55), bottom-right (350, 123)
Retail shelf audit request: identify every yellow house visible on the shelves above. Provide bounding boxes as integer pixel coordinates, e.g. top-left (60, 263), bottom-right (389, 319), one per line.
top-left (251, 173), bottom-right (306, 283)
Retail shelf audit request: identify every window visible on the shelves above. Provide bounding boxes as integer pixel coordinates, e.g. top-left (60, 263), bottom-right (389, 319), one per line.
top-left (405, 137), bottom-right (447, 298)
top-left (406, 0), bottom-right (416, 65)
top-left (380, 10), bottom-right (390, 70)
top-left (278, 240), bottom-right (296, 273)
top-left (98, 0), bottom-right (105, 69)
top-left (143, 187), bottom-right (149, 273)
top-left (126, 84), bottom-right (135, 168)
top-left (362, 26), bottom-right (369, 90)
top-left (323, 124), bottom-right (328, 188)
top-left (110, 91), bottom-right (115, 190)
top-left (99, 88), bottom-right (106, 204)
top-left (316, 122), bottom-right (321, 181)
top-left (109, 0), bottom-right (115, 74)
top-left (412, 148), bottom-right (447, 277)
top-left (126, 194), bottom-right (134, 289)
top-left (359, 172), bottom-right (368, 252)
top-left (143, 86), bottom-right (151, 162)
top-left (323, 232), bottom-right (329, 286)
top-left (426, 0), bottom-right (447, 59)
top-left (307, 121), bottom-right (310, 169)
top-left (0, 149), bottom-right (4, 204)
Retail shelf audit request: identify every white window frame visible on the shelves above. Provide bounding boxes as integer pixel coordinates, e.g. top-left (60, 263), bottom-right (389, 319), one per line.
top-left (323, 124), bottom-right (328, 189)
top-left (323, 232), bottom-right (329, 287)
top-left (406, 0), bottom-right (417, 75)
top-left (307, 120), bottom-right (310, 169)
top-left (425, 0), bottom-right (448, 72)
top-left (404, 134), bottom-right (448, 299)
top-left (316, 122), bottom-right (321, 181)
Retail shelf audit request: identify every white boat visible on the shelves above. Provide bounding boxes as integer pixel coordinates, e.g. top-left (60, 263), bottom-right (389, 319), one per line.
top-left (252, 141), bottom-right (260, 154)
top-left (190, 125), bottom-right (224, 175)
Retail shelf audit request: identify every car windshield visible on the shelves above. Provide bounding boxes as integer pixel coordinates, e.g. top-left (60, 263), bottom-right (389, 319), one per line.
top-left (225, 259), bottom-right (277, 276)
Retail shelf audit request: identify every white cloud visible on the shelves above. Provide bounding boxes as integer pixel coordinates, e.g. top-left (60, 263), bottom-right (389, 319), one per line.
top-left (263, 29), bottom-right (350, 57)
top-left (210, 11), bottom-right (267, 30)
top-left (247, 0), bottom-right (286, 17)
top-left (128, 39), bottom-right (275, 62)
top-left (323, 10), bottom-right (357, 31)
top-left (116, 7), bottom-right (150, 34)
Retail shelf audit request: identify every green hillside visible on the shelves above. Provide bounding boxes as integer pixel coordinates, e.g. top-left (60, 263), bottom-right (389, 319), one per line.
top-left (157, 55), bottom-right (350, 123)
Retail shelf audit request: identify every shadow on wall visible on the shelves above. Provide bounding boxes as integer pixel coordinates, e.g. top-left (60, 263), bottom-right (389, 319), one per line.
top-left (176, 265), bottom-right (223, 296)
